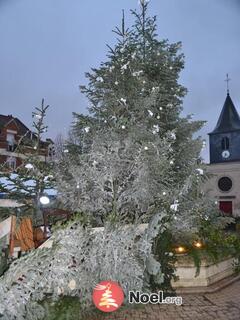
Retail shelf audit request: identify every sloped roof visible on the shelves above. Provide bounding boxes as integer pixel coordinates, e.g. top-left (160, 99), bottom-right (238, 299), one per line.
top-left (209, 93), bottom-right (240, 134)
top-left (0, 114), bottom-right (51, 147)
top-left (0, 114), bottom-right (30, 136)
top-left (0, 115), bottom-right (15, 128)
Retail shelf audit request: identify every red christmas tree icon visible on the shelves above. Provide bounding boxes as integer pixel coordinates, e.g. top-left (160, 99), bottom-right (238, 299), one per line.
top-left (99, 284), bottom-right (118, 309)
top-left (92, 281), bottom-right (124, 312)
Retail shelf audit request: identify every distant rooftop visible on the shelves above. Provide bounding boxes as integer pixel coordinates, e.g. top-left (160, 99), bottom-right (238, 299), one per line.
top-left (0, 114), bottom-right (31, 136)
top-left (0, 114), bottom-right (53, 145)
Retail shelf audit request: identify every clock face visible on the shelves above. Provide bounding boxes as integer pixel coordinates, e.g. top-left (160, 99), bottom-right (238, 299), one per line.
top-left (222, 150), bottom-right (230, 159)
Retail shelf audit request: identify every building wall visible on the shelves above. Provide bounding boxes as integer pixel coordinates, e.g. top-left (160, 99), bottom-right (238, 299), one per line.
top-left (206, 162), bottom-right (240, 217)
top-left (0, 118), bottom-right (52, 169)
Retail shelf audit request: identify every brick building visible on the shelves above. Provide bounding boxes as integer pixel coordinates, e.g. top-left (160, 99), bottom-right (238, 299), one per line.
top-left (0, 114), bottom-right (53, 170)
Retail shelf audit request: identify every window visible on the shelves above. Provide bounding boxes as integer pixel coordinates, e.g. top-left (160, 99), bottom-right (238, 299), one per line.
top-left (218, 176), bottom-right (232, 192)
top-left (6, 157), bottom-right (16, 170)
top-left (221, 137), bottom-right (229, 150)
top-left (6, 133), bottom-right (15, 144)
top-left (6, 132), bottom-right (16, 152)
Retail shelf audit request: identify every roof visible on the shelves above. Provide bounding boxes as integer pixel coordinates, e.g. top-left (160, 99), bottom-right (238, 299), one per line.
top-left (0, 115), bottom-right (14, 128)
top-left (209, 93), bottom-right (240, 135)
top-left (0, 114), bottom-right (30, 136)
top-left (0, 114), bottom-right (52, 146)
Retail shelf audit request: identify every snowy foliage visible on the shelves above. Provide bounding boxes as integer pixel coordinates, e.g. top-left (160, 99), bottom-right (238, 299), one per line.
top-left (0, 212), bottom-right (167, 319)
top-left (56, 129), bottom-right (175, 222)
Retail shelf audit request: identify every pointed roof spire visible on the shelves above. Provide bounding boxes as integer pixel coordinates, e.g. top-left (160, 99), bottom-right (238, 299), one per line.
top-left (209, 93), bottom-right (240, 134)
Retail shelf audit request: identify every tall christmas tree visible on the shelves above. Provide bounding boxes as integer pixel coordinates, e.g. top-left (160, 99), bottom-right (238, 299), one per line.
top-left (55, 1), bottom-right (231, 289)
top-left (57, 1), bottom-right (210, 227)
top-left (0, 99), bottom-right (55, 226)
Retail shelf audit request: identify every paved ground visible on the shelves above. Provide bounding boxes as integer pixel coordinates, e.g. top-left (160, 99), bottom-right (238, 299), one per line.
top-left (96, 280), bottom-right (240, 320)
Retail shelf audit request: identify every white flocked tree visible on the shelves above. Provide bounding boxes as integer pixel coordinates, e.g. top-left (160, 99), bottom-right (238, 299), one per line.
top-left (0, 2), bottom-right (237, 319)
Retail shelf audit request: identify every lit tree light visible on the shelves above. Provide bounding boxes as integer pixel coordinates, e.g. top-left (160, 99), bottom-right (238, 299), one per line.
top-left (196, 168), bottom-right (204, 175)
top-left (25, 163), bottom-right (34, 170)
top-left (175, 246), bottom-right (187, 254)
top-left (40, 196), bottom-right (50, 205)
top-left (148, 110), bottom-right (153, 117)
top-left (170, 202), bottom-right (179, 211)
top-left (96, 76), bottom-right (104, 82)
top-left (169, 132), bottom-right (176, 140)
top-left (194, 241), bottom-right (202, 249)
top-left (131, 52), bottom-right (136, 59)
top-left (120, 98), bottom-right (127, 104)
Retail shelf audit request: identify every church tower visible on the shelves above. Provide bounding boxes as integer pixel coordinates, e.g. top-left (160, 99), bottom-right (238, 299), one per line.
top-left (209, 93), bottom-right (240, 163)
top-left (207, 77), bottom-right (240, 217)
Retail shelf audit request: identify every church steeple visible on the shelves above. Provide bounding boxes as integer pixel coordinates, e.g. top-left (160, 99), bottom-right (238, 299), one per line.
top-left (209, 93), bottom-right (240, 135)
top-left (209, 89), bottom-right (240, 164)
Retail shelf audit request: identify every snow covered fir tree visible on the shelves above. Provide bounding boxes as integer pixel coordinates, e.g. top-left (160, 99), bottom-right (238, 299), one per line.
top-left (0, 1), bottom-right (240, 319)
top-left (0, 99), bottom-right (55, 226)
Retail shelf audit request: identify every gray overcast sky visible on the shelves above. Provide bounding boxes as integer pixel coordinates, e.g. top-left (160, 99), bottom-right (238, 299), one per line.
top-left (0, 0), bottom-right (240, 161)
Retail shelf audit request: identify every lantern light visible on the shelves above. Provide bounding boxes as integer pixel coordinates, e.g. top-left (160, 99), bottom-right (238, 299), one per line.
top-left (194, 241), bottom-right (202, 249)
top-left (175, 246), bottom-right (186, 254)
top-left (40, 196), bottom-right (50, 205)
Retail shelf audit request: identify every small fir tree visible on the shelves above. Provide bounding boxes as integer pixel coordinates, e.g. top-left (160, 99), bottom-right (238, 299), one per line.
top-left (0, 99), bottom-right (54, 226)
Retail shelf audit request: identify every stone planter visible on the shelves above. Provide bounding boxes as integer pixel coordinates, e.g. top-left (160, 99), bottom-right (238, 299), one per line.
top-left (172, 254), bottom-right (237, 288)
